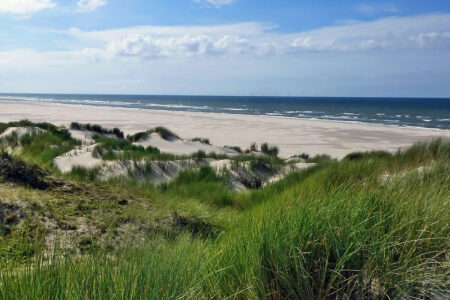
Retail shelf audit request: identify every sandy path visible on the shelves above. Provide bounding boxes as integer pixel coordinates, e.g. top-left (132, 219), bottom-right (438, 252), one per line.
top-left (0, 101), bottom-right (448, 158)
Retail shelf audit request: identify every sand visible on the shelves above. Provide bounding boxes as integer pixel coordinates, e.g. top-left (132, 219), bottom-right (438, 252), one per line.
top-left (0, 100), bottom-right (448, 158)
top-left (53, 144), bottom-right (101, 173)
top-left (0, 126), bottom-right (44, 140)
top-left (134, 133), bottom-right (238, 155)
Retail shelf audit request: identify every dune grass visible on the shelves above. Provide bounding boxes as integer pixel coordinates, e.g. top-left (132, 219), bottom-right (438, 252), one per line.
top-left (0, 138), bottom-right (449, 299)
top-left (0, 120), bottom-right (80, 168)
top-left (70, 122), bottom-right (124, 139)
top-left (93, 134), bottom-right (228, 162)
top-left (127, 127), bottom-right (179, 143)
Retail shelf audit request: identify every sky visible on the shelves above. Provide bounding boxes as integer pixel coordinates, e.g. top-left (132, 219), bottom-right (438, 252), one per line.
top-left (0, 0), bottom-right (449, 97)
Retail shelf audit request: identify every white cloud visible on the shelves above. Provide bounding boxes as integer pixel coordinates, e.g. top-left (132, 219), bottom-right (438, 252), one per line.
top-left (0, 0), bottom-right (55, 15)
top-left (77, 0), bottom-right (106, 12)
top-left (194, 0), bottom-right (237, 8)
top-left (288, 14), bottom-right (450, 52)
top-left (1, 13), bottom-right (449, 97)
top-left (65, 14), bottom-right (450, 61)
top-left (101, 33), bottom-right (250, 59)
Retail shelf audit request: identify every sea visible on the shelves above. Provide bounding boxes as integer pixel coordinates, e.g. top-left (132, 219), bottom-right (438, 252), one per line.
top-left (0, 93), bottom-right (449, 130)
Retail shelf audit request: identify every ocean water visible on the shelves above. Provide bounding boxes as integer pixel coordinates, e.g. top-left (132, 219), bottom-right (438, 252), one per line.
top-left (1, 93), bottom-right (449, 130)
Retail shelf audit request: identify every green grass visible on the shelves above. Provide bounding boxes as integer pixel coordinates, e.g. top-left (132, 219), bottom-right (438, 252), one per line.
top-left (159, 166), bottom-right (237, 208)
top-left (0, 138), bottom-right (449, 299)
top-left (20, 132), bottom-right (80, 167)
top-left (0, 120), bottom-right (80, 168)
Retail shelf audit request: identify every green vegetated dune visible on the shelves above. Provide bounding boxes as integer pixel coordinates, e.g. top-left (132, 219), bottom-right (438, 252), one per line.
top-left (0, 121), bottom-right (449, 299)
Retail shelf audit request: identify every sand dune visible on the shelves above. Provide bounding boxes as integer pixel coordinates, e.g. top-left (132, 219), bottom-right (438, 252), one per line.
top-left (0, 126), bottom-right (44, 140)
top-left (134, 133), bottom-right (238, 155)
top-left (1, 101), bottom-right (449, 158)
top-left (53, 144), bottom-right (101, 173)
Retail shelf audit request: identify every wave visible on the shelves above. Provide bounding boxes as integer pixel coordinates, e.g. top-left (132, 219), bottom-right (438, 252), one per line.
top-left (145, 103), bottom-right (209, 110)
top-left (284, 110), bottom-right (302, 114)
top-left (0, 95), bottom-right (135, 107)
top-left (221, 107), bottom-right (249, 111)
top-left (1, 93), bottom-right (448, 130)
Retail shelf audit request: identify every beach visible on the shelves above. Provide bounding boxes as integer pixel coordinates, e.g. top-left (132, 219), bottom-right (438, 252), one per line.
top-left (0, 100), bottom-right (448, 158)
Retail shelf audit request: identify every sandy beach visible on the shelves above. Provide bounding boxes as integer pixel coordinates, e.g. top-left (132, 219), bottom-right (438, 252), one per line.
top-left (0, 100), bottom-right (448, 158)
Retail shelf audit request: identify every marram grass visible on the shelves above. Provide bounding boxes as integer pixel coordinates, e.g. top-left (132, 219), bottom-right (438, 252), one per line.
top-left (1, 138), bottom-right (449, 299)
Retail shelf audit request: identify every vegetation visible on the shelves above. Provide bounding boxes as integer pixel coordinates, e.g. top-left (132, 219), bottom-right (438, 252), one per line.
top-left (291, 152), bottom-right (310, 160)
top-left (224, 145), bottom-right (242, 153)
top-left (0, 120), bottom-right (70, 139)
top-left (70, 122), bottom-right (124, 139)
top-left (189, 137), bottom-right (210, 144)
top-left (0, 120), bottom-right (80, 167)
top-left (153, 126), bottom-right (179, 140)
top-left (92, 134), bottom-right (229, 163)
top-left (0, 152), bottom-right (50, 189)
top-left (127, 127), bottom-right (179, 142)
top-left (0, 123), bottom-right (448, 299)
top-left (261, 142), bottom-right (279, 156)
top-left (306, 153), bottom-right (335, 164)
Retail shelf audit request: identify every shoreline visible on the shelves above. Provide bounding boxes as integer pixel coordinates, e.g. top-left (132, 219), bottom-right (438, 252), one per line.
top-left (2, 99), bottom-right (448, 132)
top-left (1, 96), bottom-right (448, 131)
top-left (1, 100), bottom-right (449, 158)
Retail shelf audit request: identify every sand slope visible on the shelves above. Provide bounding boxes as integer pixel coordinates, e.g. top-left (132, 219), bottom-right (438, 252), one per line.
top-left (53, 144), bottom-right (102, 173)
top-left (0, 126), bottom-right (44, 140)
top-left (134, 133), bottom-right (238, 155)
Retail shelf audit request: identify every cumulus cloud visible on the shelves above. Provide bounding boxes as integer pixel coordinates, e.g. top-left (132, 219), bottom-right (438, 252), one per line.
top-left (77, 0), bottom-right (106, 12)
top-left (2, 13), bottom-right (450, 67)
top-left (102, 34), bottom-right (250, 59)
top-left (194, 0), bottom-right (237, 8)
top-left (0, 0), bottom-right (55, 15)
top-left (68, 14), bottom-right (450, 61)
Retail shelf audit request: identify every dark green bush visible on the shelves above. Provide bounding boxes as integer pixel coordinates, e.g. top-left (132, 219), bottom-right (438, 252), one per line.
top-left (190, 137), bottom-right (210, 144)
top-left (225, 145), bottom-right (242, 153)
top-left (154, 127), bottom-right (179, 140)
top-left (261, 143), bottom-right (279, 156)
top-left (127, 131), bottom-right (149, 142)
top-left (0, 152), bottom-right (50, 189)
top-left (70, 122), bottom-right (124, 139)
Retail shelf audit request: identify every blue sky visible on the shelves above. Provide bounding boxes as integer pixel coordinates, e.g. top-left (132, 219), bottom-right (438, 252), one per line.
top-left (0, 0), bottom-right (449, 97)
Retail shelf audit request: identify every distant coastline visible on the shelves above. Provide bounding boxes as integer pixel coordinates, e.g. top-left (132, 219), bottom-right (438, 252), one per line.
top-left (1, 93), bottom-right (449, 130)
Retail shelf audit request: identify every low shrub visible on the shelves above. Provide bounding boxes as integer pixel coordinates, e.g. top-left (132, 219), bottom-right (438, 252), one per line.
top-left (224, 145), bottom-right (242, 153)
top-left (0, 152), bottom-right (50, 189)
top-left (190, 137), bottom-right (210, 144)
top-left (126, 131), bottom-right (150, 142)
top-left (70, 122), bottom-right (124, 139)
top-left (154, 127), bottom-right (179, 140)
top-left (261, 142), bottom-right (279, 156)
top-left (127, 127), bottom-right (179, 142)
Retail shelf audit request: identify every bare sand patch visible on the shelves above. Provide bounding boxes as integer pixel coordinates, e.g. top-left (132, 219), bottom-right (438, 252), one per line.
top-left (134, 133), bottom-right (238, 156)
